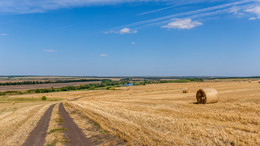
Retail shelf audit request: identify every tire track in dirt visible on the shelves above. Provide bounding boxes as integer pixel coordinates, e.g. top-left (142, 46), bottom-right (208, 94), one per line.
top-left (22, 104), bottom-right (55, 146)
top-left (59, 103), bottom-right (93, 146)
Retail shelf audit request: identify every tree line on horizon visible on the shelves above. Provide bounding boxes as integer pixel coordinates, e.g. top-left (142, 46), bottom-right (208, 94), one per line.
top-left (0, 79), bottom-right (102, 86)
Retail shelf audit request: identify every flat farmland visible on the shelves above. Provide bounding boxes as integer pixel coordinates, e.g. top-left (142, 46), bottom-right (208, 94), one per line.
top-left (8, 80), bottom-right (260, 145)
top-left (0, 81), bottom-right (101, 92)
top-left (0, 76), bottom-right (121, 82)
top-left (64, 81), bottom-right (260, 145)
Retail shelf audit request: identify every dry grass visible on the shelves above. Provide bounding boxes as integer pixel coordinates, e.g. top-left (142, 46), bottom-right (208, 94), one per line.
top-left (45, 104), bottom-right (67, 146)
top-left (62, 81), bottom-right (260, 145)
top-left (10, 90), bottom-right (109, 100)
top-left (0, 97), bottom-right (61, 103)
top-left (0, 102), bottom-right (53, 145)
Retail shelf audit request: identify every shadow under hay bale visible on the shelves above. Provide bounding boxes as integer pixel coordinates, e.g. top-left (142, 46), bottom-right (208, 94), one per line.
top-left (196, 88), bottom-right (218, 104)
top-left (182, 88), bottom-right (190, 93)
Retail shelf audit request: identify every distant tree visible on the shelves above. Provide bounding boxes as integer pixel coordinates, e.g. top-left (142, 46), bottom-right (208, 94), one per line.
top-left (41, 96), bottom-right (47, 101)
top-left (35, 89), bottom-right (40, 93)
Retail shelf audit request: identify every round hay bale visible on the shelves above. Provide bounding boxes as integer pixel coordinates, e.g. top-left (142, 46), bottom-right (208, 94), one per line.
top-left (182, 88), bottom-right (190, 93)
top-left (258, 80), bottom-right (260, 83)
top-left (196, 88), bottom-right (218, 104)
top-left (249, 80), bottom-right (251, 83)
top-left (12, 102), bottom-right (15, 105)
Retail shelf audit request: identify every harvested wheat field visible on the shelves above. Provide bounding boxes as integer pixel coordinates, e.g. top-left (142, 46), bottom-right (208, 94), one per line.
top-left (0, 102), bottom-right (55, 145)
top-left (5, 80), bottom-right (260, 145)
top-left (63, 81), bottom-right (260, 145)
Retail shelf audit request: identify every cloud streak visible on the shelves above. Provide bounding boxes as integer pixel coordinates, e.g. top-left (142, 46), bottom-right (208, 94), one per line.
top-left (0, 0), bottom-right (173, 14)
top-left (0, 0), bottom-right (237, 14)
top-left (100, 54), bottom-right (108, 57)
top-left (105, 27), bottom-right (137, 34)
top-left (43, 49), bottom-right (55, 52)
top-left (162, 18), bottom-right (202, 29)
top-left (246, 5), bottom-right (260, 19)
top-left (120, 28), bottom-right (137, 34)
top-left (138, 1), bottom-right (191, 16)
top-left (121, 0), bottom-right (259, 29)
top-left (0, 34), bottom-right (8, 36)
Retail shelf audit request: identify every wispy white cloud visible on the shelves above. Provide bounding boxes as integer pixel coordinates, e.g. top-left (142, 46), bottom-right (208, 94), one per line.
top-left (105, 27), bottom-right (137, 34)
top-left (229, 6), bottom-right (245, 15)
top-left (162, 18), bottom-right (202, 29)
top-left (0, 0), bottom-right (173, 14)
top-left (43, 49), bottom-right (55, 52)
top-left (138, 2), bottom-right (190, 16)
top-left (131, 42), bottom-right (136, 45)
top-left (0, 33), bottom-right (8, 36)
top-left (100, 54), bottom-right (108, 57)
top-left (138, 0), bottom-right (237, 16)
top-left (1, 0), bottom-right (237, 14)
top-left (249, 16), bottom-right (258, 20)
top-left (245, 5), bottom-right (260, 19)
top-left (120, 28), bottom-right (137, 34)
top-left (121, 0), bottom-right (258, 29)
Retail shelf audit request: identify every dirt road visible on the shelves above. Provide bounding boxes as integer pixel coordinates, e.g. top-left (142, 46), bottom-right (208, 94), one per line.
top-left (22, 104), bottom-right (55, 146)
top-left (59, 103), bottom-right (93, 146)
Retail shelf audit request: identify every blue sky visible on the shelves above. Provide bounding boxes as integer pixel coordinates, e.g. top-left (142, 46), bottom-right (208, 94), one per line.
top-left (0, 0), bottom-right (260, 76)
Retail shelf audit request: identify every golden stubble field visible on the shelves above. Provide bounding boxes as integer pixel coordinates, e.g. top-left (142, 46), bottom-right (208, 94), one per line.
top-left (5, 80), bottom-right (260, 145)
top-left (0, 102), bottom-right (55, 145)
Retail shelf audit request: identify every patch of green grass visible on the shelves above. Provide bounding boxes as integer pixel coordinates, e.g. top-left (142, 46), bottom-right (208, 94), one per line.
top-left (99, 130), bottom-right (108, 134)
top-left (47, 128), bottom-right (67, 134)
top-left (94, 122), bottom-right (101, 129)
top-left (46, 138), bottom-right (70, 146)
top-left (46, 140), bottom-right (57, 146)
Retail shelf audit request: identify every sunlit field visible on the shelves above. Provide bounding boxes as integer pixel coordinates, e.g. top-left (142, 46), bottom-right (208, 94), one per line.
top-left (6, 80), bottom-right (260, 145)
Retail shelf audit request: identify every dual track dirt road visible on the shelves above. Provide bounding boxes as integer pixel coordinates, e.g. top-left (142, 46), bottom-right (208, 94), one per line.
top-left (23, 103), bottom-right (92, 146)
